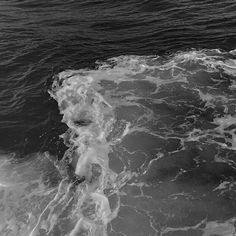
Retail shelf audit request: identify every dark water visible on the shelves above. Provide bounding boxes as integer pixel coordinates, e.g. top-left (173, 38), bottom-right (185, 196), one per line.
top-left (0, 1), bottom-right (236, 235)
top-left (0, 0), bottom-right (236, 154)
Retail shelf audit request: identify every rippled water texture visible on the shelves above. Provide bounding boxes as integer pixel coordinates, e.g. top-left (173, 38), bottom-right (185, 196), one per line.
top-left (0, 1), bottom-right (236, 236)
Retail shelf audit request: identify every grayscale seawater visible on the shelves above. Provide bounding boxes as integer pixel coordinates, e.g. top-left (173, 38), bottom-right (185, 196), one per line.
top-left (0, 1), bottom-right (236, 236)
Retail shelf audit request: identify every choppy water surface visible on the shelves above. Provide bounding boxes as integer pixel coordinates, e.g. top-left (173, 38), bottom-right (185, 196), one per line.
top-left (0, 1), bottom-right (236, 236)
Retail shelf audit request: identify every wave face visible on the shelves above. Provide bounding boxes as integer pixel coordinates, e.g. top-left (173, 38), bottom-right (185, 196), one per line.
top-left (0, 49), bottom-right (236, 236)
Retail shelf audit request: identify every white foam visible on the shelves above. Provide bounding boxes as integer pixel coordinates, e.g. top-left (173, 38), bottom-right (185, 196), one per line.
top-left (50, 69), bottom-right (123, 235)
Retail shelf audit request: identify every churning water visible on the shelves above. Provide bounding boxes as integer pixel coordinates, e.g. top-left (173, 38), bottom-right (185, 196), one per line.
top-left (0, 1), bottom-right (236, 236)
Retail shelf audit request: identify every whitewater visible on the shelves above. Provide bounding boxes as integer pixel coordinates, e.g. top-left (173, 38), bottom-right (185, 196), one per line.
top-left (0, 49), bottom-right (236, 236)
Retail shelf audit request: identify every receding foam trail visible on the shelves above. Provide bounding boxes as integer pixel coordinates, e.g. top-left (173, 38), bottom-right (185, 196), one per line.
top-left (0, 152), bottom-right (62, 236)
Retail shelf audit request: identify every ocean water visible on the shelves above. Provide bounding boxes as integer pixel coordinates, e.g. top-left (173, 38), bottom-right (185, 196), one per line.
top-left (0, 1), bottom-right (236, 236)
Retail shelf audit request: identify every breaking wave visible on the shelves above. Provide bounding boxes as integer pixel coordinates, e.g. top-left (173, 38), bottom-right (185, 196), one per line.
top-left (1, 49), bottom-right (236, 235)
